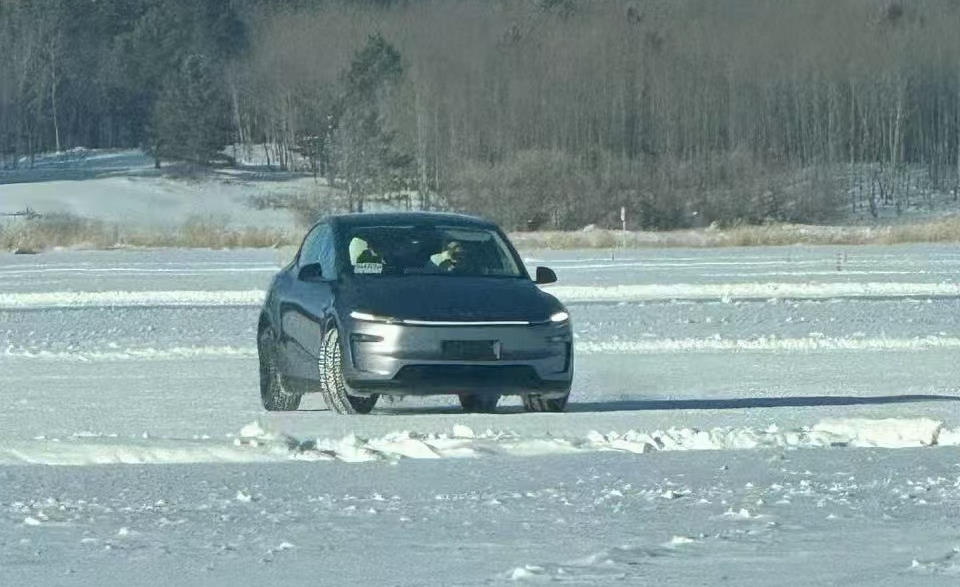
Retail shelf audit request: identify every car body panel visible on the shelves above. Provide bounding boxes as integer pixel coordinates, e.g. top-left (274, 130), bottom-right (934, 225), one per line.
top-left (259, 212), bottom-right (573, 398)
top-left (338, 276), bottom-right (559, 323)
top-left (277, 276), bottom-right (332, 379)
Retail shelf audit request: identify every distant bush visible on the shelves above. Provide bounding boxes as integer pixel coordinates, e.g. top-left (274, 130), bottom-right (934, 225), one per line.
top-left (447, 149), bottom-right (846, 232)
top-left (448, 150), bottom-right (594, 230)
top-left (0, 213), bottom-right (113, 250)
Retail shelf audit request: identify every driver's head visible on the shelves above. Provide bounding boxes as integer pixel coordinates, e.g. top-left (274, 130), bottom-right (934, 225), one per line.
top-left (445, 240), bottom-right (463, 262)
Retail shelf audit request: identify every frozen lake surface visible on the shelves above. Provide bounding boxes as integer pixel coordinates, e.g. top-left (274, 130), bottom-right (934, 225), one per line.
top-left (1, 244), bottom-right (959, 585)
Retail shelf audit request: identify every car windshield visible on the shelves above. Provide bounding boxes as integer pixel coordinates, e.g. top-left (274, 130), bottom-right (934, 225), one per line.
top-left (343, 225), bottom-right (524, 278)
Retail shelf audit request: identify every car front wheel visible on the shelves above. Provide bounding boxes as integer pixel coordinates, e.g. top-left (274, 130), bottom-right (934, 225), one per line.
top-left (258, 326), bottom-right (302, 411)
top-left (319, 327), bottom-right (379, 415)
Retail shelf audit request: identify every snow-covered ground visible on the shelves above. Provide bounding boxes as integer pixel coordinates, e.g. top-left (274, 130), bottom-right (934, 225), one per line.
top-left (0, 150), bottom-right (318, 228)
top-left (2, 244), bottom-right (960, 585)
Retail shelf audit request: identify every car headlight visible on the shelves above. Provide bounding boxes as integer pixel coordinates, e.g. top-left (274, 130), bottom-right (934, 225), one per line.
top-left (549, 310), bottom-right (570, 323)
top-left (350, 311), bottom-right (396, 323)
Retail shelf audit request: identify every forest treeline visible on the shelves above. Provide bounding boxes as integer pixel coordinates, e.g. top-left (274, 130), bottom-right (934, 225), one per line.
top-left (2, 0), bottom-right (960, 230)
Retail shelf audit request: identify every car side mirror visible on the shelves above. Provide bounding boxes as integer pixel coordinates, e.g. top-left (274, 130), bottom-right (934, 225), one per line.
top-left (298, 263), bottom-right (324, 282)
top-left (535, 266), bottom-right (557, 285)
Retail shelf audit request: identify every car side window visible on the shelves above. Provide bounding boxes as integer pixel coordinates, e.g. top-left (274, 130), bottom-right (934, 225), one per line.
top-left (317, 227), bottom-right (337, 278)
top-left (300, 224), bottom-right (337, 279)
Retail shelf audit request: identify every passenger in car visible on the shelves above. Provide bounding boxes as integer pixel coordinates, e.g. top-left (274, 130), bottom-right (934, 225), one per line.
top-left (357, 246), bottom-right (382, 264)
top-left (435, 240), bottom-right (464, 272)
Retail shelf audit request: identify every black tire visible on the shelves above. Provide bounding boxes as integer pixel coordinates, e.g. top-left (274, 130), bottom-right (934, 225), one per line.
top-left (257, 326), bottom-right (302, 411)
top-left (458, 393), bottom-right (500, 413)
top-left (522, 391), bottom-right (570, 413)
top-left (318, 327), bottom-right (378, 415)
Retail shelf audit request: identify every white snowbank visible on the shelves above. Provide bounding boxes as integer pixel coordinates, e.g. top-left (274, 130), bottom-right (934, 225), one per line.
top-left (938, 427), bottom-right (960, 446)
top-left (910, 547), bottom-right (960, 576)
top-left (547, 281), bottom-right (960, 302)
top-left (3, 280), bottom-right (959, 310)
top-left (2, 418), bottom-right (956, 466)
top-left (0, 290), bottom-right (265, 310)
top-left (811, 418), bottom-right (943, 448)
top-left (2, 345), bottom-right (256, 361)
top-left (7, 335), bottom-right (959, 362)
top-left (577, 336), bottom-right (960, 353)
top-left (0, 264), bottom-right (279, 277)
top-left (0, 440), bottom-right (285, 466)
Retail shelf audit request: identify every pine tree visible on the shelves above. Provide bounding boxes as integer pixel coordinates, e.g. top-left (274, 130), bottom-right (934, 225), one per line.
top-left (331, 33), bottom-right (414, 212)
top-left (151, 54), bottom-right (231, 166)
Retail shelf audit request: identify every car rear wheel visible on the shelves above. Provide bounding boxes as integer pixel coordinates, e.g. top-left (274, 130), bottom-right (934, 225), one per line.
top-left (319, 327), bottom-right (379, 415)
top-left (458, 393), bottom-right (500, 413)
top-left (258, 326), bottom-right (302, 411)
top-left (522, 391), bottom-right (569, 413)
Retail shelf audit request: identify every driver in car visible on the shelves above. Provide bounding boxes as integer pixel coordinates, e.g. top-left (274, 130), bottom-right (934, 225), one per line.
top-left (435, 240), bottom-right (464, 272)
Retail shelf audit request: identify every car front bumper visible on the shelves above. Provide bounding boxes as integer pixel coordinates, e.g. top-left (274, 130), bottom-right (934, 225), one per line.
top-left (342, 318), bottom-right (573, 397)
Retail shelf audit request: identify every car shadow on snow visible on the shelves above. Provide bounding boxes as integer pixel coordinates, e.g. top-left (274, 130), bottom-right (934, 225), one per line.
top-left (567, 394), bottom-right (960, 413)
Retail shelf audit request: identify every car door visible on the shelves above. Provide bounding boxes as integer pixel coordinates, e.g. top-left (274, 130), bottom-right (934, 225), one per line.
top-left (278, 222), bottom-right (338, 381)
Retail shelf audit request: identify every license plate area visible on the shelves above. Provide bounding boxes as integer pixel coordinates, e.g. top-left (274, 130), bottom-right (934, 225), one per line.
top-left (442, 340), bottom-right (499, 361)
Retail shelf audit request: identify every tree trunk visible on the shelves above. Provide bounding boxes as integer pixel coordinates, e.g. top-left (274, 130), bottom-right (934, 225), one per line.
top-left (49, 38), bottom-right (60, 153)
top-left (231, 81), bottom-right (244, 145)
top-left (415, 88), bottom-right (429, 210)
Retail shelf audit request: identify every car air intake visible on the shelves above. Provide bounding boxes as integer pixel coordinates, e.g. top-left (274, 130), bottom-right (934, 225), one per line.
top-left (442, 340), bottom-right (499, 361)
top-left (395, 365), bottom-right (538, 387)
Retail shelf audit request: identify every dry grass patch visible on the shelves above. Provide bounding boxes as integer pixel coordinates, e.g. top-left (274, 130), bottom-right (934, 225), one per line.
top-left (1, 213), bottom-right (297, 251)
top-left (5, 214), bottom-right (960, 252)
top-left (509, 217), bottom-right (960, 249)
top-left (882, 216), bottom-right (960, 244)
top-left (1, 213), bottom-right (115, 251)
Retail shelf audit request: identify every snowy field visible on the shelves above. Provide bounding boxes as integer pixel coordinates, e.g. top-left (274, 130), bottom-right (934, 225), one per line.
top-left (0, 150), bottom-right (314, 229)
top-left (2, 244), bottom-right (960, 585)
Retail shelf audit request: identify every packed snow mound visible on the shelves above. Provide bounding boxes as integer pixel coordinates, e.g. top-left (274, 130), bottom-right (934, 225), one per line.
top-left (2, 418), bottom-right (956, 466)
top-left (910, 547), bottom-right (960, 576)
top-left (811, 418), bottom-right (945, 448)
top-left (505, 541), bottom-right (696, 583)
top-left (0, 440), bottom-right (285, 466)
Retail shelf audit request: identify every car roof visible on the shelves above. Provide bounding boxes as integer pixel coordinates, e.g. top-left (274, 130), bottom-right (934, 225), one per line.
top-left (326, 212), bottom-right (498, 230)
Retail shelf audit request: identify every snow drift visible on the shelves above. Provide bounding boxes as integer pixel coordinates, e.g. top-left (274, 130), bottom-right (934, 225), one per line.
top-left (1, 418), bottom-right (955, 467)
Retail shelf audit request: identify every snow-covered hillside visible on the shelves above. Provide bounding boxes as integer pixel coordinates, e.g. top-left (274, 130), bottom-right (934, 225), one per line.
top-left (5, 149), bottom-right (960, 252)
top-left (0, 149), bottom-right (321, 229)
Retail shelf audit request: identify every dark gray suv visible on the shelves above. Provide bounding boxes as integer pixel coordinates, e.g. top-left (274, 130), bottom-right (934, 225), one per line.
top-left (257, 212), bottom-right (573, 414)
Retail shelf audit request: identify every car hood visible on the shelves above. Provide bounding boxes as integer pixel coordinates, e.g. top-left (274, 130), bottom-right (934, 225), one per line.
top-left (338, 276), bottom-right (560, 323)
